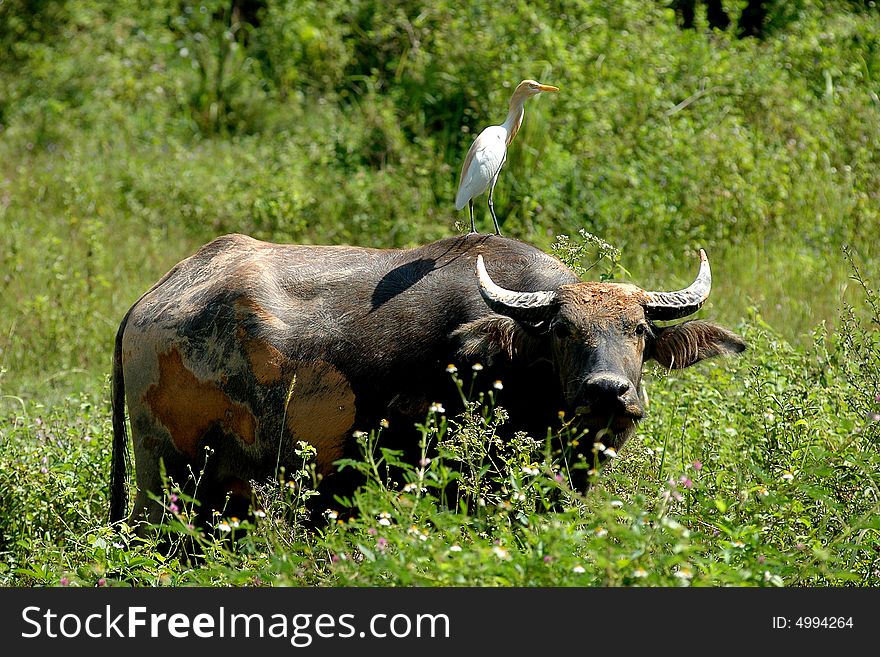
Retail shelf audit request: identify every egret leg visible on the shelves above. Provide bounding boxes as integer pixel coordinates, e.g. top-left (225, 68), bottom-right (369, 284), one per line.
top-left (487, 178), bottom-right (501, 235)
top-left (468, 199), bottom-right (476, 234)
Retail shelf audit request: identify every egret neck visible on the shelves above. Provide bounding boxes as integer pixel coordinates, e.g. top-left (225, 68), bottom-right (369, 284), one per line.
top-left (501, 97), bottom-right (526, 147)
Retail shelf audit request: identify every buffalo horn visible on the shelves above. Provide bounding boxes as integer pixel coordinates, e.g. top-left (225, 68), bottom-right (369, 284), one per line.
top-left (643, 249), bottom-right (712, 320)
top-left (475, 255), bottom-right (560, 323)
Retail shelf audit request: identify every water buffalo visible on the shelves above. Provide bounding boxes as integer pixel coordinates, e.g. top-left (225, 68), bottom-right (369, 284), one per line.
top-left (110, 233), bottom-right (745, 529)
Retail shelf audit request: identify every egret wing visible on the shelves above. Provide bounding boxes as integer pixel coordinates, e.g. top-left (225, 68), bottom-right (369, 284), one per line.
top-left (455, 127), bottom-right (507, 210)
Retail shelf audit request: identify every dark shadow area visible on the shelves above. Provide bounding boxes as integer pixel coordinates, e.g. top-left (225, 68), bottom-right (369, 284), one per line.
top-left (369, 234), bottom-right (492, 311)
top-left (370, 257), bottom-right (438, 310)
top-left (671, 0), bottom-right (766, 38)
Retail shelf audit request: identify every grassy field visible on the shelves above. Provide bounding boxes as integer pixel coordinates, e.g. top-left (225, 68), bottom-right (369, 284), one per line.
top-left (0, 0), bottom-right (878, 587)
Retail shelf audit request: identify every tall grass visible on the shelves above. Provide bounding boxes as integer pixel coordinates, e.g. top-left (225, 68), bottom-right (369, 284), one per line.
top-left (0, 0), bottom-right (878, 586)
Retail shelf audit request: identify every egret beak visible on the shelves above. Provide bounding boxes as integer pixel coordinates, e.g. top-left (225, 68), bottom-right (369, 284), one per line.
top-left (537, 84), bottom-right (560, 92)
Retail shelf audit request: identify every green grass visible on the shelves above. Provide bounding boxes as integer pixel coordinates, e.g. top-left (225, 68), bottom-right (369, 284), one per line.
top-left (1, 314), bottom-right (878, 586)
top-left (0, 0), bottom-right (879, 586)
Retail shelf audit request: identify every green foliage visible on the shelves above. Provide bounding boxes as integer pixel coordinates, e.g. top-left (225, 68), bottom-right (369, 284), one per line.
top-left (551, 229), bottom-right (627, 281)
top-left (0, 0), bottom-right (878, 587)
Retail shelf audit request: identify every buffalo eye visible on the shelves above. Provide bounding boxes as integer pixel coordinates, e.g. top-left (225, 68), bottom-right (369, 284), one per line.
top-left (552, 320), bottom-right (571, 340)
top-left (635, 323), bottom-right (648, 337)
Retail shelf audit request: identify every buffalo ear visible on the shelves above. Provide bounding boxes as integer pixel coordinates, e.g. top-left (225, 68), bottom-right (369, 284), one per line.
top-left (452, 315), bottom-right (532, 363)
top-left (651, 320), bottom-right (746, 370)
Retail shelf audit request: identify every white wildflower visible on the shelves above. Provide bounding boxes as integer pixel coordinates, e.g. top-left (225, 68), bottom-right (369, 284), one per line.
top-left (492, 546), bottom-right (510, 559)
top-left (674, 566), bottom-right (693, 580)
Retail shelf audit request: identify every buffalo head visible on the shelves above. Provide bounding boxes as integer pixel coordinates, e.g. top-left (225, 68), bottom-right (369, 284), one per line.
top-left (468, 249), bottom-right (746, 456)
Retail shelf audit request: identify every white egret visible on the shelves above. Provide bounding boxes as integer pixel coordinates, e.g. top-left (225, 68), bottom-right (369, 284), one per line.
top-left (454, 79), bottom-right (559, 234)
